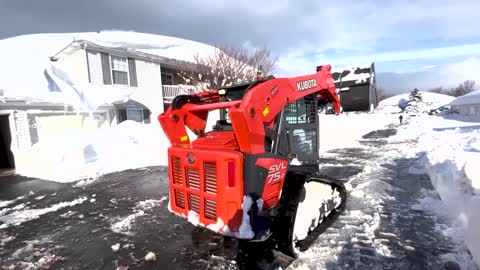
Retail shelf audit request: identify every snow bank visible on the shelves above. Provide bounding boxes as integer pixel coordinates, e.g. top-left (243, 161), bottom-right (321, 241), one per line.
top-left (391, 114), bottom-right (480, 266)
top-left (376, 92), bottom-right (455, 113)
top-left (15, 120), bottom-right (170, 183)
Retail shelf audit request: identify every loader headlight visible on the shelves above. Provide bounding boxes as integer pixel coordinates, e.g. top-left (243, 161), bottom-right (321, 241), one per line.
top-left (218, 89), bottom-right (226, 95)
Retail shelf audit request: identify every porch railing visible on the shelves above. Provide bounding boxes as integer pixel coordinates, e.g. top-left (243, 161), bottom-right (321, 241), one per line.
top-left (162, 85), bottom-right (198, 101)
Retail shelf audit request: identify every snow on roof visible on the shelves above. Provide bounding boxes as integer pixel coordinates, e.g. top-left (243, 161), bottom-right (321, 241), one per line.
top-left (0, 31), bottom-right (219, 105)
top-left (331, 63), bottom-right (373, 84)
top-left (448, 90), bottom-right (480, 106)
top-left (376, 92), bottom-right (455, 112)
top-left (84, 31), bottom-right (218, 63)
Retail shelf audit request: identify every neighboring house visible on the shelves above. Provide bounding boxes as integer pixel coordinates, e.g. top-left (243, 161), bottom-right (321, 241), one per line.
top-left (331, 62), bottom-right (378, 112)
top-left (0, 37), bottom-right (200, 173)
top-left (449, 90), bottom-right (480, 116)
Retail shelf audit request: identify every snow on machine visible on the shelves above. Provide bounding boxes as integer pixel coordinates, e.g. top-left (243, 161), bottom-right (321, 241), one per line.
top-left (158, 65), bottom-right (347, 264)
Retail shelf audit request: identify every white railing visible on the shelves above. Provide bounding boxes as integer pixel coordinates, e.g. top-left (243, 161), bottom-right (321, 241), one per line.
top-left (162, 85), bottom-right (198, 101)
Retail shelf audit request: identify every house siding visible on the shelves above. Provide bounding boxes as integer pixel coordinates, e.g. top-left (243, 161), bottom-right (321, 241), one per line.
top-left (55, 49), bottom-right (89, 85)
top-left (339, 85), bottom-right (371, 111)
top-left (85, 49), bottom-right (164, 116)
top-left (87, 50), bottom-right (104, 85)
top-left (135, 59), bottom-right (163, 116)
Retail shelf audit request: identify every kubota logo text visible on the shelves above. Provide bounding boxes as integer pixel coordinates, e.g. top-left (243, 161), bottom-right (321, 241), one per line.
top-left (267, 162), bottom-right (288, 184)
top-left (297, 79), bottom-right (317, 91)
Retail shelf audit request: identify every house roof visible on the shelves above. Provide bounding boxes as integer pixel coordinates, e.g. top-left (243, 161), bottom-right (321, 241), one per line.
top-left (331, 62), bottom-right (375, 91)
top-left (50, 40), bottom-right (196, 70)
top-left (449, 89), bottom-right (480, 107)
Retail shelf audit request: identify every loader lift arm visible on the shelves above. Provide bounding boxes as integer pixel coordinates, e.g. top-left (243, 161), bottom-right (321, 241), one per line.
top-left (159, 65), bottom-right (340, 151)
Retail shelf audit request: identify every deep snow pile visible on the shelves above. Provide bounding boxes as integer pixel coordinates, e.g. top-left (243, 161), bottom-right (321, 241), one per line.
top-left (376, 92), bottom-right (455, 113)
top-left (15, 120), bottom-right (170, 183)
top-left (389, 113), bottom-right (480, 266)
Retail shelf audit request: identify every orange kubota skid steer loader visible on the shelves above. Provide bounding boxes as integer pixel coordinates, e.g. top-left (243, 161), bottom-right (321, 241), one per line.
top-left (158, 65), bottom-right (347, 260)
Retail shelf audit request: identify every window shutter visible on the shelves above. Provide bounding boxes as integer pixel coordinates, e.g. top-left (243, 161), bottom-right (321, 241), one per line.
top-left (101, 52), bottom-right (112, 84)
top-left (128, 58), bottom-right (138, 87)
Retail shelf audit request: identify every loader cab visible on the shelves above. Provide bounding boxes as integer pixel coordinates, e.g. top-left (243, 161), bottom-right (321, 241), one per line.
top-left (276, 94), bottom-right (320, 165)
top-left (212, 80), bottom-right (320, 165)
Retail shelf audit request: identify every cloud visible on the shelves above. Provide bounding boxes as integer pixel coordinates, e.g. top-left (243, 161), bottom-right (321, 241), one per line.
top-left (277, 42), bottom-right (480, 76)
top-left (1, 0), bottom-right (480, 77)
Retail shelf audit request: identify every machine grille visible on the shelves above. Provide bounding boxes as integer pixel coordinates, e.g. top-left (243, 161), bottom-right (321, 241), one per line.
top-left (188, 193), bottom-right (201, 214)
top-left (172, 157), bottom-right (183, 185)
top-left (204, 199), bottom-right (217, 220)
top-left (174, 189), bottom-right (185, 209)
top-left (186, 168), bottom-right (201, 190)
top-left (170, 156), bottom-right (218, 220)
top-left (203, 162), bottom-right (217, 195)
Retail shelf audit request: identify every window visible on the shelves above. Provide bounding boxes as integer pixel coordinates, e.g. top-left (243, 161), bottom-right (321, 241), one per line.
top-left (111, 56), bottom-right (129, 85)
top-left (161, 72), bottom-right (174, 85)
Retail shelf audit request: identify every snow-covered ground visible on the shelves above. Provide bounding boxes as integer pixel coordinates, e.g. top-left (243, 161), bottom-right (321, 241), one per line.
top-left (388, 112), bottom-right (480, 266)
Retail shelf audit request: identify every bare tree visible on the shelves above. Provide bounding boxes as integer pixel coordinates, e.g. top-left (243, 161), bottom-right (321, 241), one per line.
top-left (445, 80), bottom-right (476, 97)
top-left (177, 45), bottom-right (278, 91)
top-left (427, 87), bottom-right (445, 94)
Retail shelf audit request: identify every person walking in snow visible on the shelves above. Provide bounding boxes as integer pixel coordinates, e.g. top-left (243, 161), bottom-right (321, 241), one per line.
top-left (399, 115), bottom-right (403, 124)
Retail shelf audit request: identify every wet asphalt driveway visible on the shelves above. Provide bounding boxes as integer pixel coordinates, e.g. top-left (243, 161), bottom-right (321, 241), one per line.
top-left (0, 124), bottom-right (478, 270)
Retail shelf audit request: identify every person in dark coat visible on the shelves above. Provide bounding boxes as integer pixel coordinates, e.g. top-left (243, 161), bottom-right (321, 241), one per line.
top-left (399, 115), bottom-right (404, 124)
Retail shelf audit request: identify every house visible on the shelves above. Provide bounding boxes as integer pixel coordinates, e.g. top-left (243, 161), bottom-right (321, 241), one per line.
top-left (0, 31), bottom-right (215, 174)
top-left (331, 62), bottom-right (378, 112)
top-left (50, 39), bottom-right (199, 116)
top-left (448, 89), bottom-right (480, 115)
